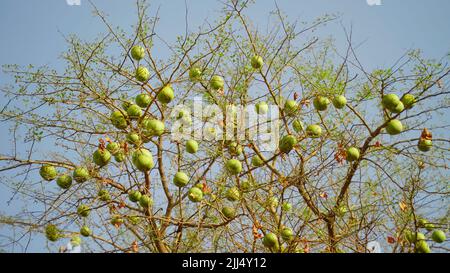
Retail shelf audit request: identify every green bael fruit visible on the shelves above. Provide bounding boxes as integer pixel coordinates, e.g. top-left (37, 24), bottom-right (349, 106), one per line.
top-left (284, 100), bottom-right (298, 115)
top-left (226, 159), bottom-right (242, 174)
top-left (77, 204), bottom-right (91, 217)
top-left (126, 104), bottom-right (142, 119)
top-left (135, 66), bottom-right (150, 82)
top-left (157, 85), bottom-right (174, 104)
top-left (114, 152), bottom-right (125, 163)
top-left (415, 240), bottom-right (431, 253)
top-left (188, 187), bottom-right (203, 202)
top-left (251, 55), bottom-right (264, 69)
top-left (45, 224), bottom-right (61, 242)
top-left (128, 190), bottom-right (142, 203)
top-left (251, 155), bottom-right (264, 167)
top-left (40, 165), bottom-right (58, 181)
top-left (401, 94), bottom-right (416, 109)
top-left (189, 67), bottom-right (202, 81)
top-left (418, 139), bottom-right (432, 152)
top-left (222, 207), bottom-right (235, 219)
top-left (135, 93), bottom-right (151, 108)
top-left (255, 101), bottom-right (269, 114)
top-left (281, 227), bottom-right (294, 241)
top-left (111, 215), bottom-right (124, 225)
top-left (132, 149), bottom-right (154, 172)
top-left (80, 226), bottom-right (91, 237)
top-left (346, 147), bottom-right (360, 162)
top-left (73, 167), bottom-right (90, 183)
top-left (186, 139), bottom-right (199, 154)
top-left (210, 75), bottom-right (224, 90)
top-left (56, 174), bottom-right (72, 189)
top-left (130, 45), bottom-right (145, 61)
top-left (281, 202), bottom-right (292, 212)
top-left (106, 142), bottom-right (121, 154)
top-left (71, 235), bottom-right (82, 247)
top-left (390, 101), bottom-right (405, 113)
top-left (306, 124), bottom-right (322, 138)
top-left (139, 195), bottom-right (153, 208)
top-left (226, 187), bottom-right (241, 202)
top-left (332, 95), bottom-right (347, 109)
top-left (93, 149), bottom-right (111, 167)
top-left (142, 119), bottom-right (165, 137)
top-left (126, 133), bottom-right (141, 145)
top-left (110, 110), bottom-right (128, 130)
top-left (313, 96), bottom-right (330, 111)
top-left (292, 119), bottom-right (304, 133)
top-left (382, 94), bottom-right (401, 111)
top-left (431, 230), bottom-right (446, 243)
top-left (98, 189), bottom-right (111, 201)
top-left (386, 119), bottom-right (403, 135)
top-left (262, 232), bottom-right (279, 249)
top-left (173, 171), bottom-right (189, 187)
top-left (279, 135), bottom-right (297, 153)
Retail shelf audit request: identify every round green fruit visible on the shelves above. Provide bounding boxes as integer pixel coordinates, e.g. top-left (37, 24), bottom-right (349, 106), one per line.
top-left (45, 224), bottom-right (61, 242)
top-left (222, 207), bottom-right (236, 219)
top-left (126, 133), bottom-right (141, 145)
top-left (130, 45), bottom-right (145, 61)
top-left (313, 96), bottom-right (330, 111)
top-left (226, 187), bottom-right (241, 202)
top-left (267, 197), bottom-right (279, 209)
top-left (401, 94), bottom-right (416, 109)
top-left (56, 174), bottom-right (72, 189)
top-left (416, 240), bottom-right (431, 253)
top-left (292, 119), bottom-right (304, 133)
top-left (262, 232), bottom-right (279, 249)
top-left (226, 159), bottom-right (242, 175)
top-left (306, 124), bottom-right (322, 138)
top-left (111, 215), bottom-right (124, 225)
top-left (186, 139), bottom-right (199, 154)
top-left (240, 180), bottom-right (252, 191)
top-left (93, 149), bottom-right (111, 167)
top-left (332, 95), bottom-right (347, 109)
top-left (390, 101), bottom-right (405, 113)
top-left (110, 110), bottom-right (128, 130)
top-left (279, 135), bottom-right (297, 153)
top-left (418, 139), bottom-right (432, 152)
top-left (189, 67), bottom-right (202, 82)
top-left (128, 190), bottom-right (142, 203)
top-left (132, 149), bottom-right (154, 172)
top-left (386, 119), bottom-right (403, 135)
top-left (346, 147), bottom-right (360, 162)
top-left (251, 55), bottom-right (264, 69)
top-left (126, 104), bottom-right (142, 119)
top-left (431, 230), bottom-right (446, 243)
top-left (281, 227), bottom-right (294, 241)
top-left (77, 204), bottom-right (91, 217)
top-left (106, 142), bottom-right (121, 154)
top-left (173, 171), bottom-right (189, 187)
top-left (142, 119), bottom-right (165, 137)
top-left (73, 167), bottom-right (90, 183)
top-left (114, 152), bottom-right (125, 163)
top-left (255, 101), bottom-right (269, 115)
top-left (251, 155), bottom-right (264, 167)
top-left (210, 75), bottom-right (224, 90)
top-left (382, 94), bottom-right (401, 111)
top-left (135, 66), bottom-right (150, 82)
top-left (135, 93), bottom-right (151, 108)
top-left (188, 187), bottom-right (203, 202)
top-left (98, 189), bottom-right (111, 201)
top-left (139, 195), bottom-right (153, 208)
top-left (157, 85), bottom-right (174, 104)
top-left (39, 165), bottom-right (57, 181)
top-left (80, 226), bottom-right (91, 237)
top-left (284, 100), bottom-right (298, 115)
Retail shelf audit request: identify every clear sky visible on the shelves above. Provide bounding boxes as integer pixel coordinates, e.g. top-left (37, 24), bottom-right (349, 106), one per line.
top-left (0, 0), bottom-right (449, 252)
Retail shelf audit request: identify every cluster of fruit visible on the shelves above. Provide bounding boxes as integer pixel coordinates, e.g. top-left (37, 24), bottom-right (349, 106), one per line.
top-left (404, 218), bottom-right (446, 253)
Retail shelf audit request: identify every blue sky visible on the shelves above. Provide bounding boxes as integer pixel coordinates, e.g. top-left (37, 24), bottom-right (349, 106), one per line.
top-left (0, 0), bottom-right (449, 252)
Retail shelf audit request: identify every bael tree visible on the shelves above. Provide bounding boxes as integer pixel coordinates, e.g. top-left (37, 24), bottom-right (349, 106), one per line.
top-left (0, 0), bottom-right (449, 253)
